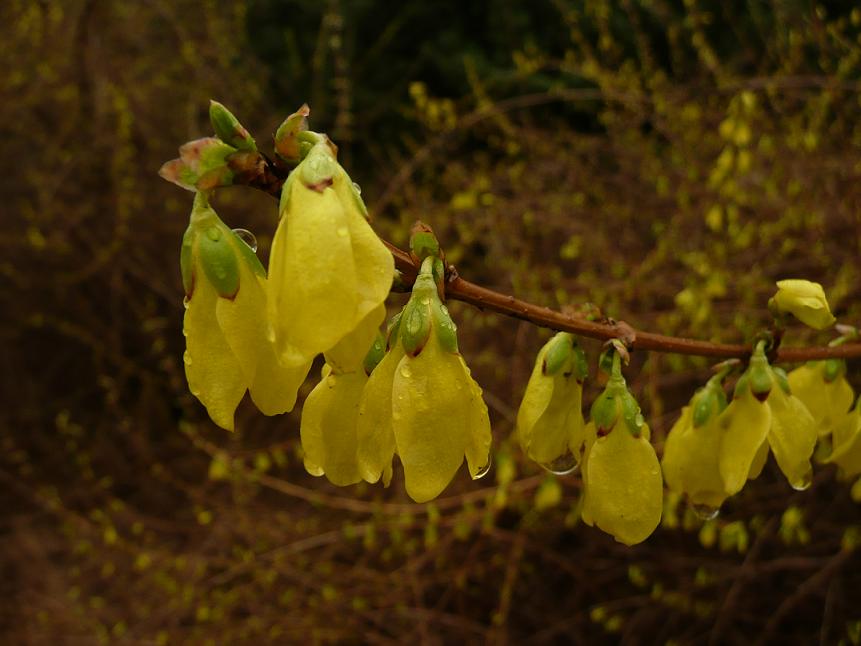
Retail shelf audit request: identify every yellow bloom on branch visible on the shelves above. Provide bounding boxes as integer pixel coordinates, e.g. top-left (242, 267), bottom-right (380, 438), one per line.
top-left (516, 332), bottom-right (588, 473)
top-left (181, 194), bottom-right (311, 431)
top-left (268, 140), bottom-right (393, 365)
top-left (356, 257), bottom-right (491, 503)
top-left (770, 279), bottom-right (836, 330)
top-left (787, 360), bottom-right (855, 437)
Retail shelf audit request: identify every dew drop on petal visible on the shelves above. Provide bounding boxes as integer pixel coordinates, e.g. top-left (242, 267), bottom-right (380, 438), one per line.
top-left (691, 503), bottom-right (720, 521)
top-left (400, 365), bottom-right (412, 379)
top-left (206, 226), bottom-right (221, 241)
top-left (336, 226), bottom-right (349, 238)
top-left (791, 466), bottom-right (813, 491)
top-left (473, 453), bottom-right (492, 480)
top-left (183, 352), bottom-right (192, 366)
top-left (231, 228), bottom-right (257, 252)
top-left (352, 181), bottom-right (361, 195)
top-left (540, 450), bottom-right (579, 476)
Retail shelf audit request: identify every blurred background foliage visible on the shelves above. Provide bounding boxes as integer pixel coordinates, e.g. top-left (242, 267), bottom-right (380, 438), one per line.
top-left (3, 0), bottom-right (861, 643)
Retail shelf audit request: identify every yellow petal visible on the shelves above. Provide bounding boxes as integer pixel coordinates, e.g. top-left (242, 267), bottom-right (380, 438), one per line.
top-left (662, 406), bottom-right (727, 508)
top-left (269, 180), bottom-right (360, 361)
top-left (747, 439), bottom-right (769, 480)
top-left (392, 332), bottom-right (490, 503)
top-left (216, 259), bottom-right (311, 416)
top-left (788, 363), bottom-right (854, 436)
top-left (356, 344), bottom-right (403, 484)
top-left (300, 368), bottom-right (367, 486)
top-left (826, 406), bottom-right (861, 479)
top-left (717, 391), bottom-right (771, 495)
top-left (515, 343), bottom-right (555, 450)
top-left (459, 356), bottom-right (493, 479)
top-left (325, 303), bottom-right (386, 374)
top-left (585, 424), bottom-right (663, 545)
top-left (184, 278), bottom-right (246, 431)
top-left (579, 422), bottom-right (598, 526)
top-left (767, 387), bottom-right (816, 489)
top-left (773, 279), bottom-right (836, 330)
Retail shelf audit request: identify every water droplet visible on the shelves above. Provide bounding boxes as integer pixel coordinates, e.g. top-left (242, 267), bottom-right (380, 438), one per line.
top-left (206, 226), bottom-right (221, 241)
top-left (337, 226), bottom-right (349, 237)
top-left (473, 453), bottom-right (492, 480)
top-left (420, 296), bottom-right (431, 305)
top-left (540, 451), bottom-right (579, 475)
top-left (183, 352), bottom-right (192, 366)
top-left (791, 466), bottom-right (813, 491)
top-left (400, 366), bottom-right (412, 379)
top-left (691, 503), bottom-right (720, 521)
top-left (232, 228), bottom-right (257, 252)
top-left (352, 181), bottom-right (362, 195)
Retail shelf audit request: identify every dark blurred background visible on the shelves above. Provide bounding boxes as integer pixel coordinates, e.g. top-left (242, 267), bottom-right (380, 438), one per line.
top-left (2, 1), bottom-right (861, 643)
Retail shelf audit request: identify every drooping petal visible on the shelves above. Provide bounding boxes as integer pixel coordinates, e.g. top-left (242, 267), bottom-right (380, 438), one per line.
top-left (718, 391), bottom-right (772, 495)
top-left (325, 303), bottom-right (387, 374)
top-left (356, 344), bottom-right (403, 484)
top-left (300, 367), bottom-right (367, 486)
top-left (788, 362), bottom-right (855, 436)
top-left (585, 424), bottom-right (663, 545)
top-left (184, 278), bottom-right (246, 432)
top-left (392, 332), bottom-right (486, 503)
top-left (826, 404), bottom-right (861, 479)
top-left (579, 422), bottom-right (598, 526)
top-left (515, 344), bottom-right (555, 451)
top-left (662, 406), bottom-right (727, 508)
top-left (460, 356), bottom-right (492, 479)
top-left (767, 386), bottom-right (817, 489)
top-left (747, 439), bottom-right (769, 480)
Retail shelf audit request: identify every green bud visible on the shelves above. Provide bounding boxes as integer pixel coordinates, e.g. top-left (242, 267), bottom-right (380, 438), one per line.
top-left (747, 345), bottom-right (773, 400)
top-left (591, 387), bottom-right (621, 434)
top-left (159, 137), bottom-right (237, 192)
top-left (363, 332), bottom-right (386, 376)
top-left (209, 100), bottom-right (257, 152)
top-left (400, 297), bottom-right (432, 356)
top-left (620, 390), bottom-right (645, 437)
top-left (274, 104), bottom-right (311, 163)
top-left (733, 373), bottom-right (750, 398)
top-left (410, 229), bottom-right (441, 262)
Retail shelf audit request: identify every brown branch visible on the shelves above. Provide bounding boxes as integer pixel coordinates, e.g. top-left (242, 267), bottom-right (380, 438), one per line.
top-left (227, 153), bottom-right (861, 363)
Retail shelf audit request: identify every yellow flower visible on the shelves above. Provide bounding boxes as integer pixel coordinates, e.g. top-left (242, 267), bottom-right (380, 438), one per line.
top-left (771, 279), bottom-right (836, 330)
top-left (516, 332), bottom-right (588, 473)
top-left (787, 360), bottom-right (855, 437)
top-left (268, 140), bottom-right (393, 364)
top-left (182, 194), bottom-right (311, 431)
top-left (300, 327), bottom-right (387, 487)
top-left (718, 344), bottom-right (816, 494)
top-left (661, 373), bottom-right (729, 512)
top-left (824, 398), bottom-right (861, 480)
top-left (356, 258), bottom-right (491, 503)
top-left (580, 353), bottom-right (662, 545)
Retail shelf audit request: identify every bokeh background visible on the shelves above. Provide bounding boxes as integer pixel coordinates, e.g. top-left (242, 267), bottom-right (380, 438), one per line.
top-left (3, 1), bottom-right (861, 643)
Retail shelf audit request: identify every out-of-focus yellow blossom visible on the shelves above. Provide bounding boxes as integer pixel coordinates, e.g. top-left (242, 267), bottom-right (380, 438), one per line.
top-left (356, 257), bottom-right (491, 503)
top-left (770, 279), bottom-right (836, 330)
top-left (824, 398), bottom-right (861, 480)
top-left (718, 343), bottom-right (816, 494)
top-left (181, 194), bottom-right (311, 431)
top-left (268, 139), bottom-right (393, 364)
top-left (787, 360), bottom-right (855, 436)
top-left (581, 351), bottom-right (662, 545)
top-left (662, 371), bottom-right (729, 513)
top-left (300, 333), bottom-right (386, 486)
top-left (516, 332), bottom-right (588, 474)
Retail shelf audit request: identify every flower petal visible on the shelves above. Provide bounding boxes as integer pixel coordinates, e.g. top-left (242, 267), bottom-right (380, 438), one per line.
top-left (718, 392), bottom-right (771, 495)
top-left (356, 344), bottom-right (403, 484)
top-left (767, 387), bottom-right (817, 489)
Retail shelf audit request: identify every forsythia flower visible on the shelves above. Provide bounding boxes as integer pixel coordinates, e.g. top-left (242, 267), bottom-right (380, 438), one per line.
top-left (356, 257), bottom-right (491, 503)
top-left (516, 332), bottom-right (588, 473)
top-left (661, 372), bottom-right (729, 512)
top-left (181, 194), bottom-right (311, 430)
top-left (300, 332), bottom-right (386, 486)
top-left (581, 353), bottom-right (662, 545)
top-left (718, 343), bottom-right (817, 494)
top-left (823, 397), bottom-right (861, 480)
top-left (268, 140), bottom-right (393, 364)
top-left (771, 279), bottom-right (836, 330)
top-left (787, 360), bottom-right (855, 437)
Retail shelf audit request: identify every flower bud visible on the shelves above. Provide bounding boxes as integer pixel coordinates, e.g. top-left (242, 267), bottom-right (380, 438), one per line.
top-left (771, 279), bottom-right (836, 330)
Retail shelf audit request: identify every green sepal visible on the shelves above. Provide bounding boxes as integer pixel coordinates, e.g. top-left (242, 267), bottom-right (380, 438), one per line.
top-left (591, 386), bottom-right (621, 433)
top-left (386, 311), bottom-right (403, 350)
top-left (410, 231), bottom-right (441, 262)
top-left (400, 298), bottom-right (432, 356)
top-left (772, 366), bottom-right (791, 394)
top-left (542, 333), bottom-right (573, 376)
top-left (198, 224), bottom-right (240, 298)
top-left (278, 171), bottom-right (297, 218)
top-left (431, 300), bottom-right (458, 353)
top-left (299, 144), bottom-right (339, 189)
top-left (824, 358), bottom-right (844, 383)
top-left (733, 373), bottom-right (750, 398)
top-left (692, 389), bottom-right (717, 428)
top-left (363, 332), bottom-right (386, 376)
top-left (747, 348), bottom-right (773, 399)
top-left (180, 225), bottom-right (195, 296)
top-left (209, 100), bottom-right (257, 152)
top-left (620, 390), bottom-right (645, 437)
top-left (572, 344), bottom-right (588, 381)
top-left (598, 348), bottom-right (615, 376)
